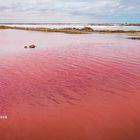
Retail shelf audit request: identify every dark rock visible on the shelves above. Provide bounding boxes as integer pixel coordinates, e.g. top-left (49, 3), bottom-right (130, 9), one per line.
top-left (24, 46), bottom-right (28, 48)
top-left (29, 44), bottom-right (36, 48)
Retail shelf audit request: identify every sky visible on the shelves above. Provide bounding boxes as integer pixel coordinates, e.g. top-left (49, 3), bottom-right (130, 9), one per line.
top-left (0, 0), bottom-right (140, 23)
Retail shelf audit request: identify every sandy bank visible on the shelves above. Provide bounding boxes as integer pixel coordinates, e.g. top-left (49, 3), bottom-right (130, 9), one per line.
top-left (1, 25), bottom-right (140, 35)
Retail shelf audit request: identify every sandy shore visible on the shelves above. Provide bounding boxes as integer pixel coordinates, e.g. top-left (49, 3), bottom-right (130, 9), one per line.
top-left (1, 25), bottom-right (140, 35)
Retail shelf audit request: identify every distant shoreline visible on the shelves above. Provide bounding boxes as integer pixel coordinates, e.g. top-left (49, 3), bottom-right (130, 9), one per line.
top-left (0, 23), bottom-right (140, 26)
top-left (1, 25), bottom-right (140, 35)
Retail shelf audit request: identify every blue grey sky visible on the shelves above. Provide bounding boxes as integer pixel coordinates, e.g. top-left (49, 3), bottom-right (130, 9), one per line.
top-left (0, 0), bottom-right (140, 23)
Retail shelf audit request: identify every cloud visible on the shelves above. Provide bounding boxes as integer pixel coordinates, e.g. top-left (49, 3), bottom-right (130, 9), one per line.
top-left (0, 0), bottom-right (139, 23)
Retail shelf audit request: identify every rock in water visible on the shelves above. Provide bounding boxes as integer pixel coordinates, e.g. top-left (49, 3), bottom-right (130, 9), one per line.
top-left (29, 44), bottom-right (36, 48)
top-left (24, 46), bottom-right (28, 48)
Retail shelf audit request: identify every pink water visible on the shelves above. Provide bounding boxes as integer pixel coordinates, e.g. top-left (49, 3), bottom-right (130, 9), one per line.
top-left (0, 29), bottom-right (140, 140)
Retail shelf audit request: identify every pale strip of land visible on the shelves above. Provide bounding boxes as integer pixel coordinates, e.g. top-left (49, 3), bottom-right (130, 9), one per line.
top-left (0, 25), bottom-right (140, 36)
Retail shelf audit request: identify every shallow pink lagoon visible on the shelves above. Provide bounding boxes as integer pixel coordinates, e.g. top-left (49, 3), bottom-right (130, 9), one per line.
top-left (0, 29), bottom-right (140, 140)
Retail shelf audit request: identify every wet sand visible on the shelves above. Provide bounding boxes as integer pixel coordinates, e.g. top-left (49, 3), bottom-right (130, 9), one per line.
top-left (0, 30), bottom-right (140, 140)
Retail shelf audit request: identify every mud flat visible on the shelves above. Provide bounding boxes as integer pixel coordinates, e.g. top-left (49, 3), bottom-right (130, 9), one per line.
top-left (127, 36), bottom-right (140, 40)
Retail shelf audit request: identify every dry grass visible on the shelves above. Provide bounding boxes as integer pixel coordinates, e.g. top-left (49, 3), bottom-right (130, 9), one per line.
top-left (8, 27), bottom-right (93, 34)
top-left (0, 25), bottom-right (12, 29)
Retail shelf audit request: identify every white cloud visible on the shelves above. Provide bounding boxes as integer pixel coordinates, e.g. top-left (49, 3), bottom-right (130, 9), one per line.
top-left (0, 0), bottom-right (139, 23)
